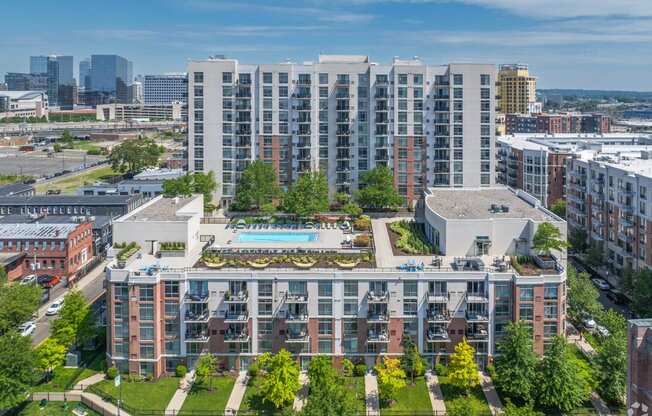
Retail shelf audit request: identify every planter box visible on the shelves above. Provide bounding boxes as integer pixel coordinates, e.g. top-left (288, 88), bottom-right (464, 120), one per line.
top-left (159, 250), bottom-right (185, 257)
top-left (534, 254), bottom-right (557, 270)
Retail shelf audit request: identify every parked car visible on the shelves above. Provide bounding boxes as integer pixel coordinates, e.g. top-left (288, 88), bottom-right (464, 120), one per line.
top-left (19, 274), bottom-right (37, 285)
top-left (595, 324), bottom-right (610, 337)
top-left (19, 321), bottom-right (36, 337)
top-left (606, 289), bottom-right (629, 305)
top-left (591, 278), bottom-right (610, 290)
top-left (582, 318), bottom-right (597, 330)
top-left (38, 274), bottom-right (61, 288)
top-left (46, 300), bottom-right (64, 316)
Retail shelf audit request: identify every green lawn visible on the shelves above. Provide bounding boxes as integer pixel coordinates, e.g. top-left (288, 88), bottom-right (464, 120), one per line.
top-left (91, 377), bottom-right (180, 412)
top-left (179, 376), bottom-right (236, 414)
top-left (35, 166), bottom-right (119, 194)
top-left (240, 376), bottom-right (292, 414)
top-left (344, 376), bottom-right (366, 415)
top-left (70, 141), bottom-right (103, 152)
top-left (15, 401), bottom-right (100, 416)
top-left (439, 374), bottom-right (491, 415)
top-left (380, 377), bottom-right (432, 415)
top-left (31, 367), bottom-right (98, 393)
top-left (0, 175), bottom-right (35, 185)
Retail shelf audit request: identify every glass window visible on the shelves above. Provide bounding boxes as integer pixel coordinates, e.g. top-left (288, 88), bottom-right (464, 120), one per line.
top-left (318, 281), bottom-right (332, 297)
top-left (344, 300), bottom-right (357, 316)
top-left (222, 72), bottom-right (233, 83)
top-left (403, 281), bottom-right (417, 297)
top-left (258, 319), bottom-right (273, 335)
top-left (544, 284), bottom-right (558, 300)
top-left (139, 286), bottom-right (154, 302)
top-left (263, 72), bottom-right (273, 84)
top-left (519, 304), bottom-right (533, 321)
top-left (403, 300), bottom-right (417, 316)
top-left (480, 74), bottom-right (490, 85)
top-left (319, 73), bottom-right (329, 84)
top-left (140, 324), bottom-right (154, 341)
top-left (519, 287), bottom-right (534, 302)
top-left (318, 319), bottom-right (332, 335)
top-left (164, 281), bottom-right (179, 297)
top-left (278, 72), bottom-right (288, 84)
top-left (164, 301), bottom-right (178, 318)
top-left (140, 343), bottom-right (154, 359)
top-left (194, 72), bottom-right (203, 83)
top-left (344, 281), bottom-right (358, 297)
top-left (259, 281), bottom-right (273, 297)
top-left (398, 74), bottom-right (408, 85)
top-left (139, 304), bottom-right (153, 321)
top-left (258, 301), bottom-right (273, 316)
top-left (544, 304), bottom-right (558, 319)
top-left (318, 339), bottom-right (333, 353)
top-left (453, 74), bottom-right (463, 85)
top-left (343, 338), bottom-right (357, 354)
top-left (318, 300), bottom-right (332, 316)
top-left (544, 322), bottom-right (558, 337)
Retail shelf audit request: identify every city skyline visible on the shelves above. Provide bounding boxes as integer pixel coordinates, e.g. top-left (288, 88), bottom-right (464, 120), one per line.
top-left (2, 0), bottom-right (652, 91)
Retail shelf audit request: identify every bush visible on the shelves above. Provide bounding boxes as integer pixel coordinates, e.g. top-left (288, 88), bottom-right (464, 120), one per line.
top-left (343, 202), bottom-right (363, 217)
top-left (175, 365), bottom-right (188, 378)
top-left (342, 358), bottom-right (354, 377)
top-left (354, 234), bottom-right (371, 247)
top-left (447, 400), bottom-right (475, 416)
top-left (354, 363), bottom-right (367, 377)
top-left (106, 366), bottom-right (118, 380)
top-left (86, 148), bottom-right (103, 156)
top-left (53, 143), bottom-right (63, 152)
top-left (354, 216), bottom-right (371, 231)
top-left (389, 220), bottom-right (435, 254)
top-left (485, 363), bottom-right (496, 380)
top-left (434, 363), bottom-right (448, 377)
top-left (248, 362), bottom-right (259, 378)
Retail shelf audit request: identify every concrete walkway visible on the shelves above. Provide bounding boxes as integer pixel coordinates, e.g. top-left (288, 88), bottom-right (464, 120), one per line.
top-left (292, 371), bottom-right (309, 412)
top-left (74, 373), bottom-right (106, 390)
top-left (479, 372), bottom-right (504, 415)
top-left (31, 391), bottom-right (130, 416)
top-left (425, 371), bottom-right (446, 414)
top-left (165, 369), bottom-right (195, 414)
top-left (365, 372), bottom-right (380, 416)
top-left (225, 371), bottom-right (249, 415)
top-left (590, 391), bottom-right (614, 416)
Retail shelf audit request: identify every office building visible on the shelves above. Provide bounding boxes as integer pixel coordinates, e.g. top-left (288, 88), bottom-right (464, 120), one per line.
top-left (129, 81), bottom-right (143, 104)
top-left (188, 55), bottom-right (497, 207)
top-left (30, 56), bottom-right (49, 75)
top-left (96, 102), bottom-right (185, 122)
top-left (143, 74), bottom-right (188, 104)
top-left (497, 64), bottom-right (537, 114)
top-left (627, 319), bottom-right (652, 415)
top-left (0, 91), bottom-right (49, 120)
top-left (79, 58), bottom-right (91, 90)
top-left (105, 191), bottom-right (565, 377)
top-left (88, 55), bottom-right (130, 101)
top-left (0, 194), bottom-right (145, 218)
top-left (36, 55), bottom-right (75, 108)
top-left (4, 73), bottom-right (48, 92)
top-left (497, 133), bottom-right (649, 208)
top-left (505, 113), bottom-right (611, 135)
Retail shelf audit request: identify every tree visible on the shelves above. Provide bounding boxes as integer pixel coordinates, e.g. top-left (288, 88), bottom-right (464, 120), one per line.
top-left (109, 136), bottom-right (165, 174)
top-left (0, 331), bottom-right (38, 409)
top-left (595, 335), bottom-right (626, 405)
top-left (495, 322), bottom-right (538, 402)
top-left (401, 336), bottom-right (426, 384)
top-left (259, 202), bottom-right (276, 217)
top-left (585, 243), bottom-right (603, 268)
top-left (448, 338), bottom-right (480, 396)
top-left (597, 309), bottom-right (627, 338)
top-left (194, 354), bottom-right (218, 390)
top-left (259, 349), bottom-right (301, 409)
top-left (301, 356), bottom-right (359, 416)
top-left (354, 166), bottom-right (403, 210)
top-left (334, 192), bottom-right (351, 206)
top-left (51, 290), bottom-right (96, 348)
top-left (307, 356), bottom-right (337, 386)
top-left (536, 336), bottom-right (586, 412)
top-left (375, 357), bottom-right (406, 405)
top-left (36, 338), bottom-right (67, 376)
top-left (566, 265), bottom-right (602, 320)
top-left (0, 265), bottom-right (7, 286)
top-left (0, 283), bottom-right (41, 335)
top-left (231, 161), bottom-right (280, 211)
top-left (60, 129), bottom-right (74, 148)
top-left (621, 268), bottom-right (652, 318)
top-left (282, 171), bottom-right (329, 217)
top-left (163, 171), bottom-right (218, 211)
top-left (532, 222), bottom-right (568, 256)
top-left (568, 228), bottom-right (588, 253)
top-left (343, 202), bottom-right (363, 217)
top-left (549, 199), bottom-right (566, 218)
top-left (503, 399), bottom-right (545, 416)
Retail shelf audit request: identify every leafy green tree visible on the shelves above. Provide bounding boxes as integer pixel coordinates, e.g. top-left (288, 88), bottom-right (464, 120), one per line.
top-left (448, 338), bottom-right (480, 395)
top-left (231, 161), bottom-right (280, 211)
top-left (60, 129), bottom-right (75, 148)
top-left (495, 322), bottom-right (538, 402)
top-left (0, 283), bottom-right (41, 335)
top-left (283, 171), bottom-right (329, 217)
top-left (375, 357), bottom-right (407, 405)
top-left (585, 243), bottom-right (603, 268)
top-left (401, 336), bottom-right (426, 384)
top-left (621, 268), bottom-right (652, 318)
top-left (566, 265), bottom-right (602, 321)
top-left (532, 222), bottom-right (568, 256)
top-left (503, 399), bottom-right (545, 416)
top-left (342, 358), bottom-right (354, 377)
top-left (549, 199), bottom-right (566, 218)
top-left (597, 309), bottom-right (627, 338)
top-left (259, 349), bottom-right (301, 409)
top-left (109, 136), bottom-right (165, 173)
top-left (194, 354), bottom-right (218, 390)
top-left (354, 166), bottom-right (403, 210)
top-left (36, 338), bottom-right (67, 376)
top-left (307, 356), bottom-right (337, 385)
top-left (0, 265), bottom-right (7, 286)
top-left (51, 290), bottom-right (96, 348)
top-left (301, 356), bottom-right (358, 415)
top-left (536, 336), bottom-right (586, 412)
top-left (343, 202), bottom-right (363, 217)
top-left (0, 331), bottom-right (38, 409)
top-left (163, 171), bottom-right (218, 210)
top-left (334, 192), bottom-right (351, 206)
top-left (595, 335), bottom-right (626, 405)
top-left (568, 227), bottom-right (588, 253)
top-left (259, 202), bottom-right (276, 217)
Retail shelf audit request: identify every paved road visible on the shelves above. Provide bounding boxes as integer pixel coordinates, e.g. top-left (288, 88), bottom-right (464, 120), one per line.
top-left (568, 256), bottom-right (632, 317)
top-left (32, 261), bottom-right (107, 346)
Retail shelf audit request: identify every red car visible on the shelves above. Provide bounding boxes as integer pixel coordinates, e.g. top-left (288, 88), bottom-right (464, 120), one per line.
top-left (38, 274), bottom-right (61, 288)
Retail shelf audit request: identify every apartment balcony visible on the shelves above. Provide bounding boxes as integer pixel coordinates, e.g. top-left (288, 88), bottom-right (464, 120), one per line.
top-left (367, 313), bottom-right (389, 323)
top-left (185, 332), bottom-right (209, 342)
top-left (224, 291), bottom-right (248, 303)
top-left (619, 216), bottom-right (635, 228)
top-left (224, 311), bottom-right (249, 323)
top-left (619, 188), bottom-right (636, 196)
top-left (184, 311), bottom-right (209, 323)
top-left (286, 332), bottom-right (310, 343)
top-left (286, 312), bottom-right (308, 322)
top-left (466, 293), bottom-right (489, 304)
top-left (285, 293), bottom-right (308, 304)
top-left (619, 232), bottom-right (635, 243)
top-left (428, 293), bottom-right (449, 304)
top-left (184, 293), bottom-right (209, 303)
top-left (466, 327), bottom-right (489, 340)
top-left (367, 291), bottom-right (389, 303)
top-left (427, 311), bottom-right (451, 323)
top-left (224, 329), bottom-right (250, 343)
top-left (367, 330), bottom-right (390, 343)
top-left (621, 204), bottom-right (635, 213)
top-left (466, 311), bottom-right (489, 322)
top-left (567, 193), bottom-right (585, 205)
top-left (591, 230), bottom-right (604, 241)
top-left (427, 327), bottom-right (450, 342)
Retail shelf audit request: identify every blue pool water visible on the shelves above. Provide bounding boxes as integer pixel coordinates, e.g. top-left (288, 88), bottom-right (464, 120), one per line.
top-left (236, 231), bottom-right (318, 243)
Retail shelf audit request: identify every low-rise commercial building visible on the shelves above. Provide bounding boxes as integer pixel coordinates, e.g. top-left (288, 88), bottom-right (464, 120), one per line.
top-left (105, 192), bottom-right (566, 378)
top-left (96, 102), bottom-right (185, 122)
top-left (0, 195), bottom-right (145, 218)
top-left (0, 91), bottom-right (49, 120)
top-left (505, 113), bottom-right (611, 135)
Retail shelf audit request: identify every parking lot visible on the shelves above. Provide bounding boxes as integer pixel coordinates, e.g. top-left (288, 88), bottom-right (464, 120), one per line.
top-left (0, 147), bottom-right (105, 178)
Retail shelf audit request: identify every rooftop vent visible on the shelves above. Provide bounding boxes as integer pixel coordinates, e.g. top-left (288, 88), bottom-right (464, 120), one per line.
top-left (501, 205), bottom-right (510, 213)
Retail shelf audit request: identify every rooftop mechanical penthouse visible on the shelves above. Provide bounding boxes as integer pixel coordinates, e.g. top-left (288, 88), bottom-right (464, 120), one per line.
top-left (106, 191), bottom-right (566, 378)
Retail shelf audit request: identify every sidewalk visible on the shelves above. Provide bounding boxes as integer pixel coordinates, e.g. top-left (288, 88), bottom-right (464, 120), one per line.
top-left (365, 372), bottom-right (380, 416)
top-left (225, 371), bottom-right (249, 415)
top-left (478, 372), bottom-right (504, 415)
top-left (165, 369), bottom-right (195, 414)
top-left (74, 373), bottom-right (106, 390)
top-left (292, 371), bottom-right (309, 412)
top-left (425, 371), bottom-right (446, 414)
top-left (568, 337), bottom-right (613, 415)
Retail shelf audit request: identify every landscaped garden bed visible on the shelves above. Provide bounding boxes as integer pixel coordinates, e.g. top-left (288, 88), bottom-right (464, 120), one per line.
top-left (344, 376), bottom-right (366, 415)
top-left (199, 252), bottom-right (375, 270)
top-left (387, 220), bottom-right (436, 255)
top-left (179, 375), bottom-right (236, 415)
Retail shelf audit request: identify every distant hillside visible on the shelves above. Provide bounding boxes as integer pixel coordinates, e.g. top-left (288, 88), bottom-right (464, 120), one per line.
top-left (539, 89), bottom-right (652, 100)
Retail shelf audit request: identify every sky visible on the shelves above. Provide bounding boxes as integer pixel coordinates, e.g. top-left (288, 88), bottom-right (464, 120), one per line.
top-left (2, 0), bottom-right (652, 91)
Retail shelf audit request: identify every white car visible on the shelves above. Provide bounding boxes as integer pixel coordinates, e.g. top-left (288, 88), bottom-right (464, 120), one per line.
top-left (46, 300), bottom-right (64, 316)
top-left (595, 324), bottom-right (610, 337)
top-left (591, 278), bottom-right (610, 290)
top-left (19, 321), bottom-right (36, 337)
top-left (583, 318), bottom-right (597, 330)
top-left (20, 274), bottom-right (37, 285)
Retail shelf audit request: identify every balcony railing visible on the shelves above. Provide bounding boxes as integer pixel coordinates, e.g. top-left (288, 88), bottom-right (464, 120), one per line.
top-left (427, 328), bottom-right (450, 341)
top-left (225, 291), bottom-right (248, 303)
top-left (466, 328), bottom-right (489, 340)
top-left (466, 293), bottom-right (489, 303)
top-left (466, 311), bottom-right (489, 322)
top-left (428, 293), bottom-right (449, 304)
top-left (224, 330), bottom-right (249, 343)
top-left (367, 313), bottom-right (389, 322)
top-left (427, 311), bottom-right (451, 322)
top-left (286, 313), bottom-right (308, 322)
top-left (285, 293), bottom-right (308, 303)
top-left (224, 311), bottom-right (249, 322)
top-left (367, 331), bottom-right (389, 343)
top-left (367, 291), bottom-right (389, 303)
top-left (184, 311), bottom-right (209, 322)
top-left (184, 293), bottom-right (208, 303)
top-left (185, 332), bottom-right (209, 342)
top-left (286, 332), bottom-right (310, 343)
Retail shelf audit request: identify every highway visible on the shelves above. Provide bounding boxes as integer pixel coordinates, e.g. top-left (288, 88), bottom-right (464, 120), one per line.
top-left (32, 261), bottom-right (107, 346)
top-left (0, 120), bottom-right (184, 136)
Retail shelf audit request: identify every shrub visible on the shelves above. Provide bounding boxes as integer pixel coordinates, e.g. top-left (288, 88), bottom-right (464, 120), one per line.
top-left (117, 242), bottom-right (141, 261)
top-left (354, 363), bottom-right (367, 377)
top-left (343, 202), bottom-right (363, 217)
top-left (354, 234), bottom-right (371, 247)
top-left (485, 363), bottom-right (496, 380)
top-left (447, 400), bottom-right (475, 416)
top-left (434, 363), bottom-right (448, 377)
top-left (342, 358), bottom-right (354, 377)
top-left (106, 366), bottom-right (118, 380)
top-left (389, 220), bottom-right (434, 254)
top-left (248, 362), bottom-right (259, 378)
top-left (354, 215), bottom-right (371, 231)
top-left (86, 148), bottom-right (103, 156)
top-left (175, 365), bottom-right (188, 378)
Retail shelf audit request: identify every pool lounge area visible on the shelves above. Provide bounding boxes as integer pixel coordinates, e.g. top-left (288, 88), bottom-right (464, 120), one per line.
top-left (235, 231), bottom-right (319, 243)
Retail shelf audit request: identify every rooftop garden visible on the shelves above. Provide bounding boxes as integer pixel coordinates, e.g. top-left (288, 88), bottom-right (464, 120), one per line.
top-left (114, 242), bottom-right (141, 262)
top-left (159, 241), bottom-right (185, 251)
top-left (387, 220), bottom-right (436, 255)
top-left (200, 251), bottom-right (375, 270)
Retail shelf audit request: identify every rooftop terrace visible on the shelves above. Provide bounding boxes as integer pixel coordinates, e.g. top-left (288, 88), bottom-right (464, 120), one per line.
top-left (125, 196), bottom-right (196, 222)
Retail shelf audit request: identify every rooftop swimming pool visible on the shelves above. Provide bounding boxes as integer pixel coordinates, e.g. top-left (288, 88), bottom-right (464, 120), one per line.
top-left (235, 231), bottom-right (319, 243)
